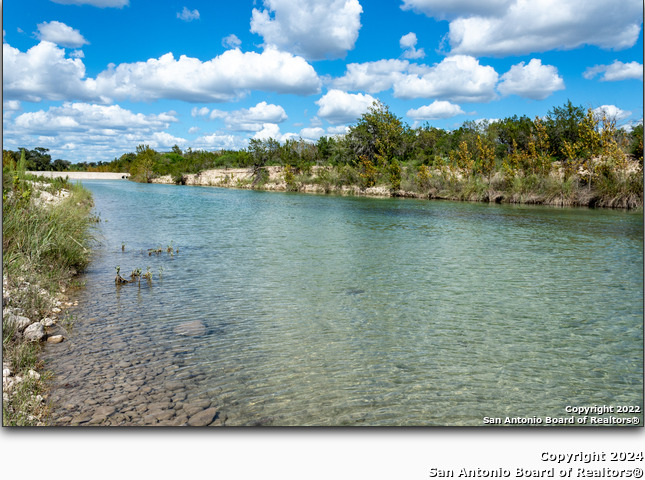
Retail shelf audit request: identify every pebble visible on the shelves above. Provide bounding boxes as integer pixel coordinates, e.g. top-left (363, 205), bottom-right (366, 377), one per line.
top-left (70, 412), bottom-right (93, 425)
top-left (41, 318), bottom-right (55, 327)
top-left (47, 335), bottom-right (65, 344)
top-left (173, 320), bottom-right (207, 337)
top-left (183, 400), bottom-right (212, 417)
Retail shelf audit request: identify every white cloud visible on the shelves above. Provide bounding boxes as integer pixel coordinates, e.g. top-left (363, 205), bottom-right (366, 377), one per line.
top-left (331, 59), bottom-right (409, 93)
top-left (193, 132), bottom-right (244, 150)
top-left (331, 56), bottom-right (499, 102)
top-left (393, 55), bottom-right (499, 102)
top-left (400, 32), bottom-right (425, 59)
top-left (593, 105), bottom-right (632, 122)
top-left (3, 100), bottom-right (21, 112)
top-left (2, 41), bottom-right (100, 102)
top-left (407, 100), bottom-right (465, 120)
top-left (584, 60), bottom-right (644, 82)
top-left (497, 59), bottom-right (565, 100)
top-left (253, 123), bottom-right (282, 140)
top-left (2, 100), bottom-right (21, 124)
top-left (316, 89), bottom-right (376, 125)
top-left (400, 0), bottom-right (512, 20)
top-left (326, 125), bottom-right (350, 135)
top-left (50, 0), bottom-right (129, 7)
top-left (222, 34), bottom-right (241, 49)
top-left (12, 102), bottom-right (177, 135)
top-left (208, 102), bottom-right (288, 131)
top-left (36, 21), bottom-right (89, 48)
top-left (4, 102), bottom-right (182, 162)
top-left (299, 127), bottom-right (325, 141)
top-left (250, 0), bottom-right (362, 60)
top-left (405, 0), bottom-right (642, 57)
top-left (177, 7), bottom-right (200, 22)
top-left (191, 107), bottom-right (210, 118)
top-left (93, 47), bottom-right (321, 102)
top-left (3, 40), bottom-right (321, 103)
top-left (188, 126), bottom-right (200, 134)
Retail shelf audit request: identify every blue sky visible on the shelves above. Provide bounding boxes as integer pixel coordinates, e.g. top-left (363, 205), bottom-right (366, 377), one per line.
top-left (3, 0), bottom-right (643, 163)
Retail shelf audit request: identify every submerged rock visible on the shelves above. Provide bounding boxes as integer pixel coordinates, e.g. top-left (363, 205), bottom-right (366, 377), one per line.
top-left (187, 407), bottom-right (218, 426)
top-left (173, 320), bottom-right (207, 337)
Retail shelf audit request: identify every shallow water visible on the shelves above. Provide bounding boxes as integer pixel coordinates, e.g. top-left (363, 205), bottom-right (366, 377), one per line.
top-left (43, 180), bottom-right (643, 426)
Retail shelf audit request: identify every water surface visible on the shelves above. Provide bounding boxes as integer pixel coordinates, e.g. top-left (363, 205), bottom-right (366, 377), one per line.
top-left (44, 181), bottom-right (643, 426)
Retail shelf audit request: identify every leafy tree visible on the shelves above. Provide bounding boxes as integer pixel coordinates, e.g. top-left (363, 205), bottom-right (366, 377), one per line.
top-left (346, 101), bottom-right (406, 166)
top-left (546, 100), bottom-right (586, 159)
top-left (52, 159), bottom-right (71, 171)
top-left (131, 145), bottom-right (158, 182)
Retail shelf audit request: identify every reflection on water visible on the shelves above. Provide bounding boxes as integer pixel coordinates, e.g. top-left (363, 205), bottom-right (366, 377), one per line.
top-left (43, 181), bottom-right (643, 426)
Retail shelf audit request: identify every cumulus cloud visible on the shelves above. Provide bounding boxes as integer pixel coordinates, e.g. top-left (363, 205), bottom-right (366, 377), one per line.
top-left (316, 89), bottom-right (376, 125)
top-left (222, 34), bottom-right (241, 49)
top-left (3, 41), bottom-right (321, 103)
top-left (12, 102), bottom-right (177, 135)
top-left (584, 60), bottom-right (644, 82)
top-left (36, 21), bottom-right (89, 48)
top-left (331, 59), bottom-right (409, 93)
top-left (593, 105), bottom-right (632, 122)
top-left (400, 0), bottom-right (512, 20)
top-left (407, 100), bottom-right (465, 120)
top-left (250, 0), bottom-right (362, 60)
top-left (193, 132), bottom-right (244, 150)
top-left (177, 7), bottom-right (200, 22)
top-left (393, 55), bottom-right (499, 102)
top-left (331, 56), bottom-right (498, 102)
top-left (326, 125), bottom-right (350, 135)
top-left (93, 47), bottom-right (321, 102)
top-left (2, 41), bottom-right (100, 102)
top-left (207, 102), bottom-right (288, 131)
top-left (299, 127), bottom-right (325, 141)
top-left (400, 32), bottom-right (425, 59)
top-left (50, 0), bottom-right (129, 6)
top-left (4, 102), bottom-right (182, 162)
top-left (3, 100), bottom-right (21, 112)
top-left (191, 106), bottom-right (210, 118)
top-left (497, 59), bottom-right (565, 100)
top-left (405, 0), bottom-right (642, 56)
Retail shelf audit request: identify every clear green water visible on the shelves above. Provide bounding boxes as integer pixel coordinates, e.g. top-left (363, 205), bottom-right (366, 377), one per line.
top-left (46, 180), bottom-right (643, 425)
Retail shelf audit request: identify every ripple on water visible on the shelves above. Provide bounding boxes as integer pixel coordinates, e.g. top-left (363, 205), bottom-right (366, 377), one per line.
top-left (43, 182), bottom-right (643, 426)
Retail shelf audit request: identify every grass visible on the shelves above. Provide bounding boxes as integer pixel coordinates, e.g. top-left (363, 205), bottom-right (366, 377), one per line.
top-left (2, 167), bottom-right (94, 426)
top-left (241, 163), bottom-right (643, 209)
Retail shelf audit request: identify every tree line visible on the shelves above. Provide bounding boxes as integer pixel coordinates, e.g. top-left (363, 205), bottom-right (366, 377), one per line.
top-left (3, 100), bottom-right (643, 193)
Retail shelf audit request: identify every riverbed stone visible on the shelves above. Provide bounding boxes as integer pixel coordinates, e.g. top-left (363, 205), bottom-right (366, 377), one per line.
top-left (47, 335), bottom-right (65, 344)
top-left (187, 407), bottom-right (218, 427)
top-left (183, 400), bottom-right (212, 417)
top-left (70, 411), bottom-right (93, 425)
top-left (23, 322), bottom-right (45, 342)
top-left (164, 380), bottom-right (185, 392)
top-left (41, 317), bottom-right (55, 327)
top-left (173, 320), bottom-right (207, 337)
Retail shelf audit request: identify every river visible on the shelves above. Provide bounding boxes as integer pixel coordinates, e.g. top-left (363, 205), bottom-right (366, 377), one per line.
top-left (43, 180), bottom-right (643, 426)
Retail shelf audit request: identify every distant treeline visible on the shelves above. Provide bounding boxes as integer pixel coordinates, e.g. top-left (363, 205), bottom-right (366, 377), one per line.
top-left (3, 99), bottom-right (643, 196)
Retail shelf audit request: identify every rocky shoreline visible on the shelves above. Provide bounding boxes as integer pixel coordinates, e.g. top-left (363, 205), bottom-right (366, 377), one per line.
top-left (2, 276), bottom-right (78, 425)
